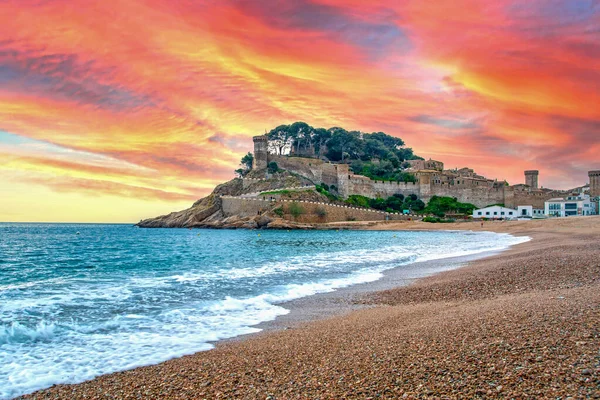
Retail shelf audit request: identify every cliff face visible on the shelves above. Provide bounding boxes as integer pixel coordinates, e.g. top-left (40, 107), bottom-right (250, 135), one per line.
top-left (137, 179), bottom-right (244, 228)
top-left (137, 172), bottom-right (315, 228)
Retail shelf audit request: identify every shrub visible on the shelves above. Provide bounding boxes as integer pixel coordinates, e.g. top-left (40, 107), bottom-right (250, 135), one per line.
top-left (267, 161), bottom-right (279, 173)
top-left (346, 215), bottom-right (356, 221)
top-left (345, 195), bottom-right (371, 208)
top-left (288, 202), bottom-right (304, 219)
top-left (424, 195), bottom-right (476, 217)
top-left (272, 207), bottom-right (284, 217)
top-left (423, 216), bottom-right (456, 223)
top-left (314, 206), bottom-right (328, 218)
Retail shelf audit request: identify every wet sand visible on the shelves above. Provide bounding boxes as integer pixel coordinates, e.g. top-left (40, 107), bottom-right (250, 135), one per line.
top-left (21, 216), bottom-right (600, 399)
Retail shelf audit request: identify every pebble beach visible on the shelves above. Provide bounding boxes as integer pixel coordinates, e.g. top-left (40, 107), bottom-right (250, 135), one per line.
top-left (20, 217), bottom-right (600, 399)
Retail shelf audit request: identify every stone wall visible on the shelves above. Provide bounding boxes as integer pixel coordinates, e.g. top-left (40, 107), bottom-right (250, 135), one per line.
top-left (512, 190), bottom-right (564, 209)
top-left (269, 155), bottom-right (326, 183)
top-left (347, 175), bottom-right (421, 199)
top-left (222, 195), bottom-right (416, 223)
top-left (279, 200), bottom-right (414, 223)
top-left (268, 155), bottom-right (350, 196)
top-left (429, 185), bottom-right (507, 208)
top-left (221, 197), bottom-right (274, 217)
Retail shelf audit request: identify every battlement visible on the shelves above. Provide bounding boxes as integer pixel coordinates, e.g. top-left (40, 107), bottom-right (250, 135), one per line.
top-left (588, 170), bottom-right (600, 177)
top-left (253, 135), bottom-right (268, 142)
top-left (524, 170), bottom-right (539, 175)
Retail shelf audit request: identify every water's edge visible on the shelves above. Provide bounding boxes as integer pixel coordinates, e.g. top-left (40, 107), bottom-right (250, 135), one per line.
top-left (222, 232), bottom-right (530, 342)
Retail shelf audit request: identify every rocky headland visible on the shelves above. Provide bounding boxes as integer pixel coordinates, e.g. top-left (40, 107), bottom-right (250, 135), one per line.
top-left (137, 171), bottom-right (321, 229)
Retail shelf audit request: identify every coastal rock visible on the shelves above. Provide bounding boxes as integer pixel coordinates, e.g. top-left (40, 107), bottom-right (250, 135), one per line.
top-left (256, 215), bottom-right (272, 228)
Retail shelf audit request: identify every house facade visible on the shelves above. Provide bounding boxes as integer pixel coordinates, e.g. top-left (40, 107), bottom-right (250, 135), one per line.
top-left (472, 206), bottom-right (517, 220)
top-left (544, 194), bottom-right (597, 217)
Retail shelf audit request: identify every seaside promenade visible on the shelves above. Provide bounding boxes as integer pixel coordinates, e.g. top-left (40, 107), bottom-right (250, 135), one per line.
top-left (21, 217), bottom-right (599, 399)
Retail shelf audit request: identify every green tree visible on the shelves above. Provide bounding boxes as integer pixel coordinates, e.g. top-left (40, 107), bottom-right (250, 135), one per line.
top-left (240, 152), bottom-right (253, 170)
top-left (235, 152), bottom-right (254, 177)
top-left (326, 128), bottom-right (359, 162)
top-left (424, 196), bottom-right (475, 217)
top-left (267, 125), bottom-right (292, 155)
top-left (288, 121), bottom-right (313, 154)
top-left (312, 127), bottom-right (331, 158)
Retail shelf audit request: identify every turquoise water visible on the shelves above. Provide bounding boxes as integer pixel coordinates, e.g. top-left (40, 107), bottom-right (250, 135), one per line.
top-left (0, 224), bottom-right (528, 399)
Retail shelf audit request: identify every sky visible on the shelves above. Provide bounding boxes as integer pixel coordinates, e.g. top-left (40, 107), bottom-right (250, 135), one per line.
top-left (1, 0), bottom-right (599, 222)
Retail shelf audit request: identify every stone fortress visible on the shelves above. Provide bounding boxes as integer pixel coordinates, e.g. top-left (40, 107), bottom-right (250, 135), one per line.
top-left (252, 135), bottom-right (598, 209)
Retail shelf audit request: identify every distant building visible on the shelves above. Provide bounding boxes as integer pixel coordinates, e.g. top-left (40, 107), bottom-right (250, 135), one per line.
top-left (544, 194), bottom-right (597, 217)
top-left (516, 205), bottom-right (545, 218)
top-left (472, 206), bottom-right (517, 220)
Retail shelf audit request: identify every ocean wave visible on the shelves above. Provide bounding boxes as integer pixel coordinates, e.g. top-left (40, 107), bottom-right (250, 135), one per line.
top-left (0, 321), bottom-right (56, 345)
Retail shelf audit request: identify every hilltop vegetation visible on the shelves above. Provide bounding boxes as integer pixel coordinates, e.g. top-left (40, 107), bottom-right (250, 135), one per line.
top-left (267, 122), bottom-right (420, 163)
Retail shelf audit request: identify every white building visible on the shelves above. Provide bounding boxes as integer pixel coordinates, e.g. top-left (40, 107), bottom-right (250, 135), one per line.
top-left (472, 206), bottom-right (517, 220)
top-left (517, 205), bottom-right (545, 218)
top-left (544, 194), bottom-right (597, 217)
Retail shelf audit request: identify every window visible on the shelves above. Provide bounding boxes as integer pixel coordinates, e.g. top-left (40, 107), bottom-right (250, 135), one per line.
top-left (501, 212), bottom-right (505, 215)
top-left (565, 203), bottom-right (577, 210)
top-left (486, 212), bottom-right (490, 215)
top-left (509, 212), bottom-right (513, 215)
top-left (477, 212), bottom-right (482, 215)
top-left (493, 212), bottom-right (498, 215)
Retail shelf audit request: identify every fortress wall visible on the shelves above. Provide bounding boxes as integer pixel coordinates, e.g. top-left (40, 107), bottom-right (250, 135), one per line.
top-left (223, 196), bottom-right (416, 223)
top-left (513, 191), bottom-right (561, 209)
top-left (504, 187), bottom-right (515, 208)
top-left (279, 200), bottom-right (412, 223)
top-left (221, 197), bottom-right (274, 217)
top-left (269, 155), bottom-right (325, 184)
top-left (321, 163), bottom-right (340, 188)
top-left (428, 185), bottom-right (506, 208)
top-left (346, 176), bottom-right (421, 198)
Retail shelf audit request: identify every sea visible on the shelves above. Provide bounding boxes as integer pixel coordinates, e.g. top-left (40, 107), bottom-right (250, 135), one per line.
top-left (0, 223), bottom-right (529, 399)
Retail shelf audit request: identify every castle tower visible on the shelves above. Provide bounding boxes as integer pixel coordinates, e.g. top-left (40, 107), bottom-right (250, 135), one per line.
top-left (525, 170), bottom-right (539, 189)
top-left (252, 135), bottom-right (268, 170)
top-left (589, 170), bottom-right (600, 198)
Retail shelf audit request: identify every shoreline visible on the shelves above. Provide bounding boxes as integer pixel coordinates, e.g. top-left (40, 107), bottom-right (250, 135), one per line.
top-left (234, 247), bottom-right (511, 340)
top-left (20, 216), bottom-right (599, 399)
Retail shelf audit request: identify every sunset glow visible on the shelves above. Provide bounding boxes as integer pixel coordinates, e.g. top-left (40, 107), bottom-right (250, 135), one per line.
top-left (1, 0), bottom-right (599, 222)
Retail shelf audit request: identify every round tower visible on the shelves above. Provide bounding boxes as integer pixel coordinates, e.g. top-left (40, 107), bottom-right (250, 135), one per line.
top-left (589, 170), bottom-right (600, 198)
top-left (525, 170), bottom-right (539, 189)
top-left (252, 135), bottom-right (268, 170)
